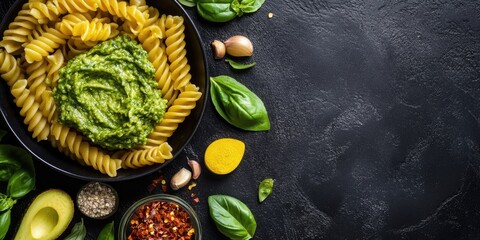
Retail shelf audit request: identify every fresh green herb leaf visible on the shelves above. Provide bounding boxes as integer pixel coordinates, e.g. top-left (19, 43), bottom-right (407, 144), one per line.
top-left (178, 0), bottom-right (197, 7)
top-left (0, 210), bottom-right (11, 240)
top-left (239, 0), bottom-right (265, 13)
top-left (197, 0), bottom-right (238, 22)
top-left (210, 75), bottom-right (270, 131)
top-left (7, 169), bottom-right (35, 199)
top-left (63, 218), bottom-right (87, 240)
top-left (0, 194), bottom-right (16, 212)
top-left (97, 221), bottom-right (114, 240)
top-left (0, 159), bottom-right (21, 182)
top-left (225, 59), bottom-right (256, 69)
top-left (0, 145), bottom-right (32, 182)
top-left (230, 0), bottom-right (243, 16)
top-left (208, 195), bottom-right (256, 240)
top-left (258, 178), bottom-right (274, 202)
top-left (0, 144), bottom-right (34, 239)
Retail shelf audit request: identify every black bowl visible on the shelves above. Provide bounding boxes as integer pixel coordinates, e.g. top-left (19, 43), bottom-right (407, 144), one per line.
top-left (0, 0), bottom-right (208, 181)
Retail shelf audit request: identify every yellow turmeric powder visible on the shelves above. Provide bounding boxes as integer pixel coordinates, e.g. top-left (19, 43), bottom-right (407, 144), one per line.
top-left (204, 138), bottom-right (245, 175)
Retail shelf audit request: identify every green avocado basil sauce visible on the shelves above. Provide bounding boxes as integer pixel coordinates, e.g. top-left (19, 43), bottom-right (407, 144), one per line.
top-left (53, 35), bottom-right (166, 150)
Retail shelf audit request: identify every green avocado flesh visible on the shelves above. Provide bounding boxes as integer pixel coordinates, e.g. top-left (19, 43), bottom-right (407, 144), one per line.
top-left (53, 35), bottom-right (166, 150)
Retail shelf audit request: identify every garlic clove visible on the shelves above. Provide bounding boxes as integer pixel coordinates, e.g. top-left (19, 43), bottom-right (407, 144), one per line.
top-left (224, 35), bottom-right (253, 57)
top-left (170, 168), bottom-right (192, 190)
top-left (188, 159), bottom-right (201, 179)
top-left (211, 40), bottom-right (226, 59)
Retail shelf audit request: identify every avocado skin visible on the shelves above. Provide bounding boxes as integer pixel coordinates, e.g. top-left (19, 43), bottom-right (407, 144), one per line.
top-left (14, 189), bottom-right (74, 240)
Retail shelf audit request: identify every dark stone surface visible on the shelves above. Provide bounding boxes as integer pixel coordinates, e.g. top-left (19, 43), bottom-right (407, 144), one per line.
top-left (1, 0), bottom-right (480, 239)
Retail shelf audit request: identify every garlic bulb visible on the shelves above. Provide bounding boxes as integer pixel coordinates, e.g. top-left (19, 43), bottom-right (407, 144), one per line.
top-left (224, 35), bottom-right (253, 57)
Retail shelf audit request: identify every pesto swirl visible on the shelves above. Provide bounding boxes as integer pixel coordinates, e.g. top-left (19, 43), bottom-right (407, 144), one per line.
top-left (53, 35), bottom-right (166, 150)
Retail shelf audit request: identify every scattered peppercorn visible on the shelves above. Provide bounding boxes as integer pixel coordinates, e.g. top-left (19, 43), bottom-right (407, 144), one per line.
top-left (128, 201), bottom-right (195, 239)
top-left (77, 182), bottom-right (118, 219)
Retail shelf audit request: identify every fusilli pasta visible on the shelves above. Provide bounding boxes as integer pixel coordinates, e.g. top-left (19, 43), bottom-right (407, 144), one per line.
top-left (50, 121), bottom-right (122, 177)
top-left (116, 142), bottom-right (173, 169)
top-left (0, 2), bottom-right (38, 54)
top-left (165, 15), bottom-right (191, 91)
top-left (143, 84), bottom-right (201, 147)
top-left (24, 27), bottom-right (67, 63)
top-left (0, 50), bottom-right (24, 86)
top-left (10, 80), bottom-right (50, 141)
top-left (72, 19), bottom-right (119, 42)
top-left (29, 0), bottom-right (99, 22)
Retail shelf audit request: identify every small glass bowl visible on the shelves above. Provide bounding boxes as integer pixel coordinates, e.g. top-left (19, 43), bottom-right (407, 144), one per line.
top-left (118, 194), bottom-right (202, 240)
top-left (76, 181), bottom-right (119, 219)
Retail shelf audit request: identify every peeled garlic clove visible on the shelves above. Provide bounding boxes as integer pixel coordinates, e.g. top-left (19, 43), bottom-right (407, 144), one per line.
top-left (170, 168), bottom-right (192, 190)
top-left (224, 35), bottom-right (253, 57)
top-left (211, 40), bottom-right (226, 59)
top-left (188, 159), bottom-right (201, 179)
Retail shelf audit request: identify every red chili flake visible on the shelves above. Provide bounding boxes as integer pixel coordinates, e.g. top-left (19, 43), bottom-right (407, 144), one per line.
top-left (193, 198), bottom-right (200, 204)
top-left (128, 200), bottom-right (195, 240)
top-left (147, 175), bottom-right (165, 193)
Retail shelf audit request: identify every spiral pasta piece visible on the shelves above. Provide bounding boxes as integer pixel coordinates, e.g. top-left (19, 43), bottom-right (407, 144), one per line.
top-left (24, 27), bottom-right (68, 63)
top-left (165, 15), bottom-right (191, 91)
top-left (26, 24), bottom-right (50, 45)
top-left (130, 0), bottom-right (148, 12)
top-left (10, 80), bottom-right (50, 141)
top-left (98, 0), bottom-right (146, 34)
top-left (39, 90), bottom-right (57, 122)
top-left (30, 0), bottom-right (99, 23)
top-left (144, 84), bottom-right (201, 147)
top-left (72, 19), bottom-right (119, 42)
top-left (63, 38), bottom-right (97, 59)
top-left (50, 121), bottom-right (122, 177)
top-left (56, 12), bottom-right (93, 35)
top-left (46, 49), bottom-right (64, 87)
top-left (0, 50), bottom-right (24, 87)
top-left (118, 142), bottom-right (173, 169)
top-left (0, 3), bottom-right (39, 54)
top-left (25, 59), bottom-right (48, 102)
top-left (137, 22), bottom-right (175, 105)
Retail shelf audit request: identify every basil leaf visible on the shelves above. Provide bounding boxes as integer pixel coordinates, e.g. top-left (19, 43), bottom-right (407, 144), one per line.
top-left (230, 0), bottom-right (243, 16)
top-left (197, 0), bottom-right (238, 22)
top-left (7, 169), bottom-right (35, 199)
top-left (208, 195), bottom-right (256, 240)
top-left (0, 145), bottom-right (29, 182)
top-left (258, 178), bottom-right (274, 202)
top-left (0, 159), bottom-right (20, 182)
top-left (210, 75), bottom-right (270, 131)
top-left (97, 221), bottom-right (114, 240)
top-left (63, 218), bottom-right (87, 240)
top-left (178, 0), bottom-right (197, 7)
top-left (225, 59), bottom-right (256, 69)
top-left (239, 0), bottom-right (265, 13)
top-left (0, 194), bottom-right (16, 212)
top-left (0, 210), bottom-right (11, 240)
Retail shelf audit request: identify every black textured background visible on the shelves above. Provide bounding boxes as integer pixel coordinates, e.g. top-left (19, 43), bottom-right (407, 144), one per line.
top-left (2, 0), bottom-right (480, 239)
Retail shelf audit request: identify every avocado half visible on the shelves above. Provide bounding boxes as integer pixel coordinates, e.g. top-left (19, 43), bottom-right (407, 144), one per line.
top-left (14, 189), bottom-right (74, 240)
